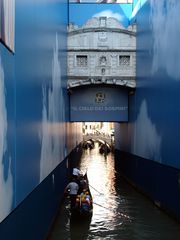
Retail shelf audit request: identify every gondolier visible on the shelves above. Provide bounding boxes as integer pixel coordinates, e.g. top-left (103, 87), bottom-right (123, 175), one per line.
top-left (64, 178), bottom-right (79, 209)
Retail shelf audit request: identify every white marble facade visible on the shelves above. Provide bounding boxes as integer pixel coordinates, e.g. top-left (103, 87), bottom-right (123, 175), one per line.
top-left (68, 17), bottom-right (136, 88)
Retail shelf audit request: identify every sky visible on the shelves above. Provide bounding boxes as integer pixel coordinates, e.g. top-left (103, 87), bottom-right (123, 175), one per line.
top-left (69, 3), bottom-right (133, 28)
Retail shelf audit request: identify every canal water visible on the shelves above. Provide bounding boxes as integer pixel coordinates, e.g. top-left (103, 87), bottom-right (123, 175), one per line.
top-left (48, 143), bottom-right (180, 240)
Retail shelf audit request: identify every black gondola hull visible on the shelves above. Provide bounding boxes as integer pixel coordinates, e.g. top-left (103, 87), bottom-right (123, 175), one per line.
top-left (70, 173), bottom-right (93, 220)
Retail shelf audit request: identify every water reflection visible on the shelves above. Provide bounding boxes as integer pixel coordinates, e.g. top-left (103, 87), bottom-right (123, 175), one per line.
top-left (79, 143), bottom-right (127, 237)
top-left (48, 143), bottom-right (180, 240)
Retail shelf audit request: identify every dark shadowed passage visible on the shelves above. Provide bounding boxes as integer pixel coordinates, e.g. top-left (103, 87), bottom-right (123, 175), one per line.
top-left (48, 143), bottom-right (180, 240)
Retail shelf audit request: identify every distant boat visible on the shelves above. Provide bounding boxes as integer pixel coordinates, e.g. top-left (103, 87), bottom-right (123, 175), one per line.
top-left (98, 140), bottom-right (111, 155)
top-left (82, 139), bottom-right (94, 150)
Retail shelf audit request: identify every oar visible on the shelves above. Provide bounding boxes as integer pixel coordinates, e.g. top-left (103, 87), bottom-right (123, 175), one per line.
top-left (85, 169), bottom-right (104, 195)
top-left (93, 202), bottom-right (132, 221)
top-left (89, 184), bottom-right (104, 195)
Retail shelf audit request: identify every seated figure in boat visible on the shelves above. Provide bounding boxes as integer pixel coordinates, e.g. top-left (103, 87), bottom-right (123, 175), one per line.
top-left (75, 189), bottom-right (92, 213)
top-left (72, 167), bottom-right (82, 179)
top-left (71, 167), bottom-right (83, 187)
top-left (78, 175), bottom-right (88, 194)
top-left (81, 190), bottom-right (92, 213)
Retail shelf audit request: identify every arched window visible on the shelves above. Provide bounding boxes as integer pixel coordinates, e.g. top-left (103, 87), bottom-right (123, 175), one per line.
top-left (101, 68), bottom-right (105, 75)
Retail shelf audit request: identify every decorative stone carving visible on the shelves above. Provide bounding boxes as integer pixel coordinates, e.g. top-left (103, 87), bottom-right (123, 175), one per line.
top-left (68, 17), bottom-right (136, 88)
top-left (99, 56), bottom-right (107, 66)
top-left (101, 68), bottom-right (106, 75)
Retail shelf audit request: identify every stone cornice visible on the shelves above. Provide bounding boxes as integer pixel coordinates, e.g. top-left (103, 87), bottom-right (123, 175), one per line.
top-left (68, 27), bottom-right (136, 37)
top-left (68, 49), bottom-right (136, 52)
top-left (68, 78), bottom-right (136, 89)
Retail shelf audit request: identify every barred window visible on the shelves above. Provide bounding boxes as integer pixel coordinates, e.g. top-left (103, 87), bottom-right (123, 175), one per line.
top-left (76, 55), bottom-right (87, 67)
top-left (119, 56), bottom-right (130, 66)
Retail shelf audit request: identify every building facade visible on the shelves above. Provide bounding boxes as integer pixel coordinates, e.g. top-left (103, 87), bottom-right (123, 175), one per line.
top-left (68, 17), bottom-right (136, 89)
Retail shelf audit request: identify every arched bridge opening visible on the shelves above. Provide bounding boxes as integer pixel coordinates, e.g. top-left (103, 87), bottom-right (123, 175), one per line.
top-left (81, 121), bottom-right (115, 156)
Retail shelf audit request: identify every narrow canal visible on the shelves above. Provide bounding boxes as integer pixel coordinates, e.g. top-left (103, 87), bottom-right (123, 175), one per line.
top-left (48, 143), bottom-right (180, 240)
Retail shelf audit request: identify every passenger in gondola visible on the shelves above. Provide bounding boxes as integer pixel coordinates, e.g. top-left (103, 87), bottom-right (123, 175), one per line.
top-left (64, 178), bottom-right (79, 209)
top-left (78, 175), bottom-right (88, 194)
top-left (72, 167), bottom-right (81, 180)
top-left (80, 190), bottom-right (92, 212)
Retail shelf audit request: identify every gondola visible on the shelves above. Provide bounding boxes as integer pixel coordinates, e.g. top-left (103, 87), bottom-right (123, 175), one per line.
top-left (71, 173), bottom-right (93, 220)
top-left (99, 142), bottom-right (111, 155)
top-left (82, 140), bottom-right (94, 150)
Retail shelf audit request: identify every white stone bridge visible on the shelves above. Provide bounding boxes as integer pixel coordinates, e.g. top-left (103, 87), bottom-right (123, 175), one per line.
top-left (83, 133), bottom-right (113, 146)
